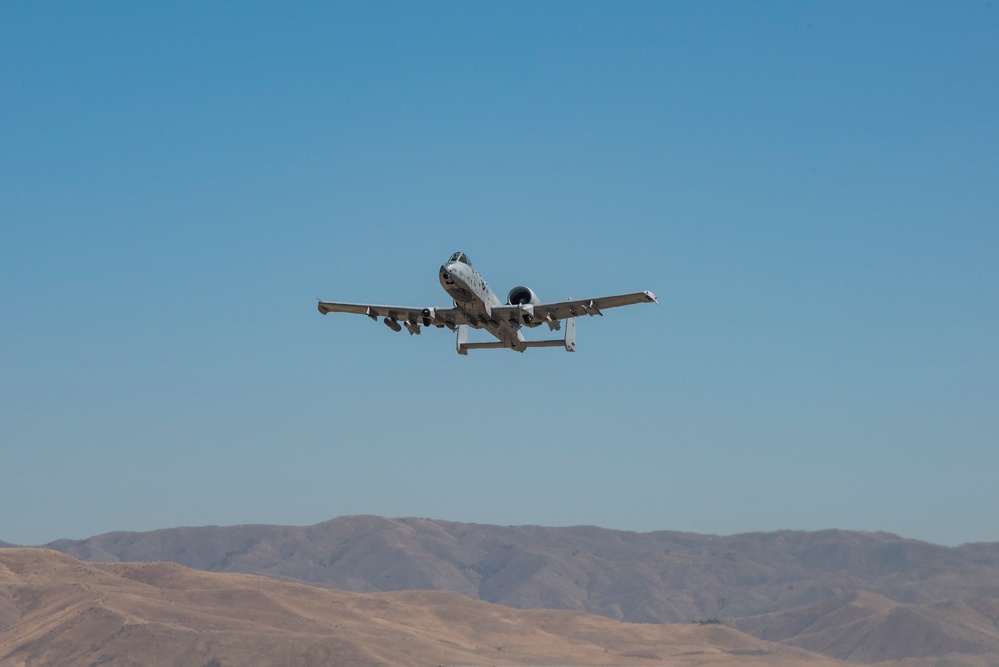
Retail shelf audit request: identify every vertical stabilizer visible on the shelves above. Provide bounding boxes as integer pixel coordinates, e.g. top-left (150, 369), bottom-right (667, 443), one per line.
top-left (564, 317), bottom-right (576, 352)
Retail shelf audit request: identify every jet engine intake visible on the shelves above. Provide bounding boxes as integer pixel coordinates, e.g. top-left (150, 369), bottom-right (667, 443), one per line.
top-left (507, 285), bottom-right (541, 306)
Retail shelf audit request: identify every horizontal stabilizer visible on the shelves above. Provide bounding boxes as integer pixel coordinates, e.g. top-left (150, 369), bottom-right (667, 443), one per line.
top-left (520, 340), bottom-right (567, 349)
top-left (461, 341), bottom-right (512, 350)
top-left (456, 318), bottom-right (576, 354)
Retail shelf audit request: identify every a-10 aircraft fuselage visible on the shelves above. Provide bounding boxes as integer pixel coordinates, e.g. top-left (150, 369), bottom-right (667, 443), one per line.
top-left (319, 251), bottom-right (657, 354)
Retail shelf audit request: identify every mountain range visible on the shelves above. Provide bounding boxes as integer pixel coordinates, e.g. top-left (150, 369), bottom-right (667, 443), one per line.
top-left (17, 515), bottom-right (999, 664)
top-left (1, 547), bottom-right (855, 666)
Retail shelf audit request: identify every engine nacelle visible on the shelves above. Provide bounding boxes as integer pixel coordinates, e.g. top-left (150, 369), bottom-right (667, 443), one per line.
top-left (507, 285), bottom-right (541, 306)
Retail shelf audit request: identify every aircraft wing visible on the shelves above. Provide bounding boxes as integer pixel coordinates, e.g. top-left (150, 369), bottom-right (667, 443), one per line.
top-left (317, 300), bottom-right (469, 328)
top-left (494, 290), bottom-right (658, 323)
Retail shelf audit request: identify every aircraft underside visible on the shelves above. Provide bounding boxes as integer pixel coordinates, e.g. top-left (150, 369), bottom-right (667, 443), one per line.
top-left (317, 251), bottom-right (655, 354)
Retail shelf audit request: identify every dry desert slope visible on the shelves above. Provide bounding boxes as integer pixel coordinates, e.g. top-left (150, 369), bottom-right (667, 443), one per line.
top-left (36, 516), bottom-right (999, 665)
top-left (0, 547), bottom-right (849, 667)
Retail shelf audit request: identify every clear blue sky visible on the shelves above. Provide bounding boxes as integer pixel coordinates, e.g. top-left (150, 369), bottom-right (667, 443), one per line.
top-left (2, 2), bottom-right (996, 547)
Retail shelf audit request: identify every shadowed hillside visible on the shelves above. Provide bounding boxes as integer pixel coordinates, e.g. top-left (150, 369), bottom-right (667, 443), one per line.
top-left (732, 591), bottom-right (999, 662)
top-left (0, 548), bottom-right (848, 667)
top-left (40, 516), bottom-right (999, 664)
top-left (46, 516), bottom-right (999, 619)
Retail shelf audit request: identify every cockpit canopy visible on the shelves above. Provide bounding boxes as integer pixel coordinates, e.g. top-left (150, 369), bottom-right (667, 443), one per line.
top-left (448, 251), bottom-right (472, 267)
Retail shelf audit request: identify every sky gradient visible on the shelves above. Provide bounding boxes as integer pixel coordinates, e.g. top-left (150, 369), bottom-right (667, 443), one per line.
top-left (2, 2), bottom-right (997, 547)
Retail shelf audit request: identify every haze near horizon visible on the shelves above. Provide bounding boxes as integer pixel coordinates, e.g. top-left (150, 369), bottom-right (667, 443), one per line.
top-left (1, 2), bottom-right (996, 547)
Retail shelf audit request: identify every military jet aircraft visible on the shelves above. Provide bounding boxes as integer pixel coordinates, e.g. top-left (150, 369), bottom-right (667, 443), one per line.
top-left (318, 251), bottom-right (657, 354)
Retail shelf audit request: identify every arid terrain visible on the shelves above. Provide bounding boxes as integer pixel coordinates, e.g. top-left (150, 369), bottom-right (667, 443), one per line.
top-left (7, 516), bottom-right (999, 666)
top-left (1, 547), bottom-right (848, 667)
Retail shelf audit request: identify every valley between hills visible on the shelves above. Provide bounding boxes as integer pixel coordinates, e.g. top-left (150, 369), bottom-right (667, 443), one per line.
top-left (3, 515), bottom-right (999, 666)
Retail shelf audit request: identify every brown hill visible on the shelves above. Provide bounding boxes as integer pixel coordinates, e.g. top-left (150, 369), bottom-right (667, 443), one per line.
top-left (47, 517), bottom-right (999, 619)
top-left (42, 516), bottom-right (999, 663)
top-left (732, 590), bottom-right (999, 662)
top-left (0, 547), bottom-right (846, 667)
